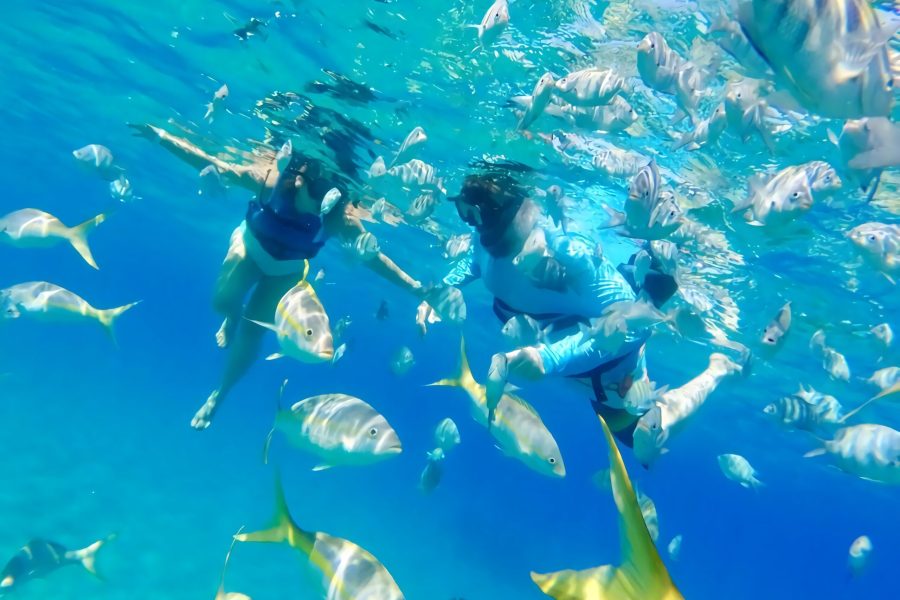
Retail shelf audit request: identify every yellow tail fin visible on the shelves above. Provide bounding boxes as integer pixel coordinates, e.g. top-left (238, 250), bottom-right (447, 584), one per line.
top-left (426, 337), bottom-right (479, 394)
top-left (531, 415), bottom-right (683, 599)
top-left (235, 475), bottom-right (315, 555)
top-left (68, 213), bottom-right (106, 270)
top-left (98, 301), bottom-right (140, 344)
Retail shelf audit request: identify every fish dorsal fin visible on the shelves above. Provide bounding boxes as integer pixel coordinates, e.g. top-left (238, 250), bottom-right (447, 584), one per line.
top-left (510, 393), bottom-right (540, 417)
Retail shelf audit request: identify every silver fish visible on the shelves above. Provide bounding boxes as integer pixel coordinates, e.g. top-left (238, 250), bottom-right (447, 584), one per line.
top-left (518, 72), bottom-right (556, 130)
top-left (406, 192), bottom-right (437, 222)
top-left (870, 323), bottom-right (893, 348)
top-left (554, 67), bottom-right (625, 107)
top-left (563, 96), bottom-right (637, 134)
top-left (199, 164), bottom-right (228, 198)
top-left (737, 162), bottom-right (841, 225)
top-left (434, 417), bottom-right (461, 452)
top-left (72, 144), bottom-right (120, 181)
top-left (387, 159), bottom-right (444, 193)
top-left (718, 454), bottom-right (763, 489)
top-left (109, 174), bottom-right (134, 202)
top-left (391, 126), bottom-right (427, 167)
top-left (354, 232), bottom-right (381, 261)
top-left (761, 301), bottom-right (791, 346)
top-left (204, 83), bottom-right (229, 122)
top-left (390, 346), bottom-right (415, 376)
top-left (320, 188), bottom-right (342, 216)
top-left (847, 222), bottom-right (899, 279)
top-left (672, 103), bottom-right (726, 151)
top-left (442, 233), bottom-right (472, 260)
top-left (805, 424), bottom-right (900, 484)
top-left (471, 0), bottom-right (510, 47)
top-left (0, 208), bottom-right (105, 269)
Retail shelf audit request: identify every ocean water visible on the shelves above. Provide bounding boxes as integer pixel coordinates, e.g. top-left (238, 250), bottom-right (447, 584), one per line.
top-left (0, 1), bottom-right (898, 599)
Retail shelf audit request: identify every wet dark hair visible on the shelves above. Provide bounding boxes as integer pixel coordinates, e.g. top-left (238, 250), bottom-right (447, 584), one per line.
top-left (269, 151), bottom-right (343, 210)
top-left (451, 170), bottom-right (528, 251)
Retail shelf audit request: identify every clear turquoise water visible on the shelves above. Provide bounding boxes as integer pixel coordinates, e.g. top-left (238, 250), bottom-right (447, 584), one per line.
top-left (0, 1), bottom-right (897, 598)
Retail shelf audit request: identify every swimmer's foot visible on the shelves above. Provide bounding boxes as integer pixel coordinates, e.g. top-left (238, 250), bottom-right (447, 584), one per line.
top-left (216, 318), bottom-right (237, 349)
top-left (191, 391), bottom-right (220, 430)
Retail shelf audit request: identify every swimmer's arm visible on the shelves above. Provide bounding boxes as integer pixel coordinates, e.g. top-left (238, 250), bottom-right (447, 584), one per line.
top-left (129, 124), bottom-right (263, 190)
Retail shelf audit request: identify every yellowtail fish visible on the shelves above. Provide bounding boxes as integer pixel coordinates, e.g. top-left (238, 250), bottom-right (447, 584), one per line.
top-left (0, 208), bottom-right (106, 269)
top-left (0, 281), bottom-right (138, 341)
top-left (805, 423), bottom-right (900, 484)
top-left (428, 339), bottom-right (565, 478)
top-left (848, 535), bottom-right (872, 577)
top-left (249, 261), bottom-right (334, 363)
top-left (530, 415), bottom-right (683, 599)
top-left (265, 391), bottom-right (401, 471)
top-left (0, 535), bottom-right (113, 592)
top-left (718, 453), bottom-right (764, 489)
top-left (236, 477), bottom-right (405, 600)
top-left (215, 529), bottom-right (251, 600)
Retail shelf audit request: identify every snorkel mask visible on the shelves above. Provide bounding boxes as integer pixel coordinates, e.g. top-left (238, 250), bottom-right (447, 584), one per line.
top-left (266, 140), bottom-right (332, 208)
top-left (452, 173), bottom-right (526, 248)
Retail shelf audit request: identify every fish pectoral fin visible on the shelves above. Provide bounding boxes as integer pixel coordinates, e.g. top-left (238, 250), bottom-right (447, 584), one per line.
top-left (531, 564), bottom-right (616, 598)
top-left (312, 464), bottom-right (333, 472)
top-left (265, 353), bottom-right (285, 361)
top-left (246, 318), bottom-right (278, 333)
top-left (803, 448), bottom-right (826, 458)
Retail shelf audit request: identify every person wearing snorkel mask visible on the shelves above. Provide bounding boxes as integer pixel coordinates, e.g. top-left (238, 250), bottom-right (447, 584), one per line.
top-left (130, 125), bottom-right (432, 430)
top-left (428, 170), bottom-right (677, 446)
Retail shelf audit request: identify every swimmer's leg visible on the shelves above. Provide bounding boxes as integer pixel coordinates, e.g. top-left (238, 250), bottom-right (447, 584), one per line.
top-left (192, 273), bottom-right (297, 430)
top-left (213, 226), bottom-right (262, 348)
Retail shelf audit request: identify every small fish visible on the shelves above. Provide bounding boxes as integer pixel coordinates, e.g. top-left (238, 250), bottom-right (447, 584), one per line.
top-left (320, 188), bottom-right (342, 215)
top-left (604, 161), bottom-right (683, 239)
top-left (434, 417), bottom-right (461, 452)
top-left (226, 14), bottom-right (267, 41)
top-left (419, 449), bottom-right (445, 494)
top-left (724, 80), bottom-right (778, 151)
top-left (531, 415), bottom-right (683, 599)
top-left (443, 233), bottom-right (472, 260)
top-left (391, 126), bottom-right (427, 167)
top-left (737, 162), bottom-right (841, 226)
top-left (387, 159), bottom-right (444, 193)
top-left (563, 97), bottom-right (638, 134)
top-left (199, 165), bottom-right (227, 198)
top-left (636, 32), bottom-right (704, 123)
top-left (870, 323), bottom-right (892, 348)
top-left (332, 342), bottom-right (347, 364)
top-left (518, 72), bottom-right (556, 130)
top-left (667, 535), bottom-right (683, 561)
top-left (72, 144), bottom-right (120, 181)
top-left (867, 366), bottom-right (899, 392)
top-left (249, 262), bottom-right (333, 363)
top-left (0, 536), bottom-right (113, 592)
top-left (632, 249), bottom-right (652, 290)
top-left (314, 268), bottom-right (326, 282)
top-left (266, 392), bottom-right (402, 470)
top-left (354, 232), bottom-right (381, 261)
top-left (804, 424), bottom-right (900, 484)
top-left (718, 454), bottom-right (763, 490)
top-left (205, 83), bottom-right (229, 123)
top-left (390, 346), bottom-right (415, 376)
top-left (637, 490), bottom-right (659, 543)
top-left (406, 192), bottom-right (437, 223)
top-left (846, 222), bottom-right (899, 281)
top-left (215, 530), bottom-right (251, 600)
top-left (429, 339), bottom-right (565, 478)
top-left (708, 7), bottom-right (771, 75)
top-left (848, 535), bottom-right (873, 577)
top-left (810, 330), bottom-right (851, 381)
top-left (554, 68), bottom-right (625, 107)
top-left (761, 302), bottom-right (791, 347)
top-left (622, 377), bottom-right (668, 416)
top-left (421, 285), bottom-right (467, 324)
top-left (334, 315), bottom-right (352, 340)
top-left (763, 392), bottom-right (844, 432)
top-left (672, 103), bottom-right (726, 151)
top-left (109, 175), bottom-right (134, 202)
top-left (236, 478), bottom-right (404, 598)
top-left (0, 281), bottom-right (138, 341)
top-left (501, 314), bottom-right (545, 347)
top-left (376, 300), bottom-right (390, 321)
top-left (0, 209), bottom-right (105, 269)
top-left (829, 118), bottom-right (891, 199)
top-left (469, 0), bottom-right (510, 47)
top-left (592, 146), bottom-right (650, 178)
top-left (368, 156), bottom-right (387, 178)
top-left (512, 227), bottom-right (550, 273)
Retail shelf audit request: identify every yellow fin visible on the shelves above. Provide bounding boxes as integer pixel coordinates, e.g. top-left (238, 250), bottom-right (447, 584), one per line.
top-left (235, 475), bottom-right (315, 555)
top-left (426, 337), bottom-right (479, 396)
top-left (531, 415), bottom-right (683, 599)
top-left (67, 213), bottom-right (106, 270)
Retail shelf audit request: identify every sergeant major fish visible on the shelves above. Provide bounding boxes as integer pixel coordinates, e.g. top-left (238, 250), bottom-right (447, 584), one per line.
top-left (236, 477), bottom-right (405, 599)
top-left (428, 339), bottom-right (565, 478)
top-left (761, 301), bottom-right (791, 347)
top-left (248, 261), bottom-right (334, 363)
top-left (718, 454), bottom-right (764, 489)
top-left (804, 423), bottom-right (900, 484)
top-left (72, 144), bottom-right (121, 181)
top-left (0, 208), bottom-right (106, 269)
top-left (846, 222), bottom-right (899, 282)
top-left (0, 281), bottom-right (138, 341)
top-left (553, 67), bottom-right (626, 107)
top-left (0, 535), bottom-right (113, 593)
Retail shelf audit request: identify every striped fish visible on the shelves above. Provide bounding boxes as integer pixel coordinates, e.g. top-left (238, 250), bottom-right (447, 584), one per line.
top-left (0, 281), bottom-right (138, 341)
top-left (737, 162), bottom-right (841, 226)
top-left (250, 262), bottom-right (334, 363)
top-left (763, 390), bottom-right (844, 431)
top-left (554, 67), bottom-right (626, 107)
top-left (237, 478), bottom-right (405, 600)
top-left (846, 222), bottom-right (899, 280)
top-left (761, 301), bottom-right (791, 347)
top-left (268, 393), bottom-right (401, 471)
top-left (805, 424), bottom-right (900, 484)
top-left (1, 536), bottom-right (113, 592)
top-left (0, 208), bottom-right (105, 269)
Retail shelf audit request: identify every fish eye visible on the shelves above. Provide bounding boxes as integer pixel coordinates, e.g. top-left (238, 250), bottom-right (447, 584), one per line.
top-left (548, 457), bottom-right (556, 464)
top-left (791, 192), bottom-right (800, 198)
top-left (305, 329), bottom-right (313, 336)
top-left (868, 235), bottom-right (876, 242)
top-left (369, 427), bottom-right (378, 437)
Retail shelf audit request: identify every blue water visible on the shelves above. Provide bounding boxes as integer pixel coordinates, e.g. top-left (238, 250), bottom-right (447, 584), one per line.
top-left (1, 1), bottom-right (898, 598)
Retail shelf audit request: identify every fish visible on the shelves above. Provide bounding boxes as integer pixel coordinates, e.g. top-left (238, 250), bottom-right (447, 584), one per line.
top-left (809, 329), bottom-right (851, 381)
top-left (828, 118), bottom-right (894, 200)
top-left (737, 0), bottom-right (897, 118)
top-left (554, 68), bottom-right (626, 107)
top-left (226, 14), bottom-right (267, 41)
top-left (717, 454), bottom-right (763, 489)
top-left (320, 188), bottom-right (342, 215)
top-left (500, 314), bottom-right (546, 347)
top-left (761, 301), bottom-right (791, 347)
top-left (870, 323), bottom-right (892, 348)
top-left (804, 424), bottom-right (900, 484)
top-left (442, 233), bottom-right (472, 260)
top-left (391, 126), bottom-right (427, 167)
top-left (314, 269), bottom-right (326, 282)
top-left (0, 208), bottom-right (106, 269)
top-left (354, 232), bottom-right (381, 261)
top-left (109, 175), bottom-right (134, 202)
top-left (390, 346), bottom-right (415, 376)
top-left (723, 80), bottom-right (778, 151)
top-left (215, 530), bottom-right (252, 600)
top-left (428, 339), bottom-right (565, 478)
top-left (592, 146), bottom-right (650, 179)
top-left (331, 342), bottom-right (347, 364)
top-left (846, 222), bottom-right (899, 281)
top-left (205, 83), bottom-right (229, 123)
top-left (265, 392), bottom-right (401, 470)
top-left (0, 535), bottom-right (113, 592)
top-left (602, 161), bottom-right (683, 239)
top-left (512, 227), bottom-right (550, 273)
top-left (763, 391), bottom-right (844, 432)
top-left (485, 352), bottom-right (509, 428)
top-left (637, 490), bottom-right (659, 543)
top-left (708, 7), bottom-right (772, 76)
top-left (419, 449), bottom-right (445, 494)
top-left (672, 103), bottom-right (726, 151)
top-left (622, 378), bottom-right (669, 416)
top-left (518, 72), bottom-right (556, 130)
top-left (0, 281), bottom-right (138, 342)
top-left (530, 414), bottom-right (683, 599)
top-left (434, 417), bottom-right (461, 452)
top-left (867, 366), bottom-right (899, 392)
top-left (667, 535), bottom-right (683, 561)
top-left (199, 165), bottom-right (228, 198)
top-left (421, 285), bottom-right (467, 324)
top-left (248, 261), bottom-right (334, 363)
top-left (848, 535), bottom-right (872, 577)
top-left (236, 477), bottom-right (405, 599)
top-left (636, 32), bottom-right (705, 123)
top-left (562, 97), bottom-right (638, 134)
top-left (736, 162), bottom-right (841, 226)
top-left (582, 298), bottom-right (673, 342)
top-left (469, 0), bottom-right (510, 47)
top-left (406, 192), bottom-right (437, 223)
top-left (72, 143), bottom-right (121, 181)
top-left (386, 159), bottom-right (445, 193)
top-left (376, 300), bottom-right (390, 321)
top-left (634, 353), bottom-right (741, 467)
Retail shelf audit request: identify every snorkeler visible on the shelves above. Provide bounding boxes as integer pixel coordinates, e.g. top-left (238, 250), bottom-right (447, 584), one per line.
top-left (131, 124), bottom-right (434, 429)
top-left (428, 170), bottom-right (677, 446)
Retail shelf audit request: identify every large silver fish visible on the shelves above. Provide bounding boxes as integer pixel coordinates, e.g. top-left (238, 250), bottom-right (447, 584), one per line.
top-left (237, 478), bottom-right (405, 600)
top-left (0, 208), bottom-right (105, 269)
top-left (804, 424), bottom-right (900, 484)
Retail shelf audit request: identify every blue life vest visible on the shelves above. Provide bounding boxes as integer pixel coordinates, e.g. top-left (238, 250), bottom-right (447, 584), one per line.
top-left (245, 193), bottom-right (327, 261)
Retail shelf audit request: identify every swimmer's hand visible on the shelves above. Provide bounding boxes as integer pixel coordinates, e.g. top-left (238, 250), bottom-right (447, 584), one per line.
top-left (416, 285), bottom-right (466, 335)
top-left (505, 346), bottom-right (545, 380)
top-left (127, 123), bottom-right (164, 142)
